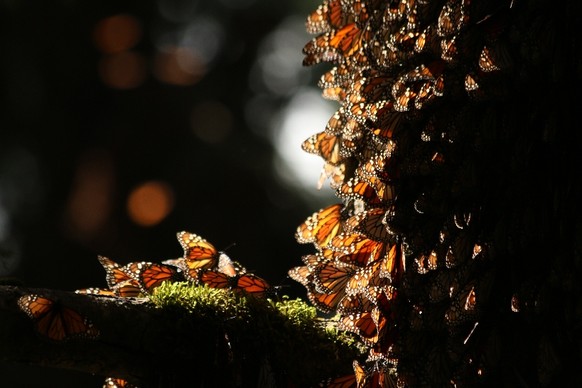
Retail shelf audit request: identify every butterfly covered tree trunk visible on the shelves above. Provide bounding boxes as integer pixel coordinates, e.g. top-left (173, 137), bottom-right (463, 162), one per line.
top-left (1, 0), bottom-right (582, 387)
top-left (288, 0), bottom-right (582, 386)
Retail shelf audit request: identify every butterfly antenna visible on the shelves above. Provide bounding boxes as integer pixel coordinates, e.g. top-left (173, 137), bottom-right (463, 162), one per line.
top-left (221, 242), bottom-right (237, 253)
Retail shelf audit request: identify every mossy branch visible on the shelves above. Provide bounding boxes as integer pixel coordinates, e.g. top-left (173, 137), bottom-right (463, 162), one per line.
top-left (0, 283), bottom-right (364, 387)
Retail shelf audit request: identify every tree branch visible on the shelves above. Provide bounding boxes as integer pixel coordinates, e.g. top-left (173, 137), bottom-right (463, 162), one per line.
top-left (0, 284), bottom-right (362, 387)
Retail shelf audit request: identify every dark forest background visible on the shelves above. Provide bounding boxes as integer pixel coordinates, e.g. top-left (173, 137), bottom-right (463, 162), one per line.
top-left (0, 0), bottom-right (335, 386)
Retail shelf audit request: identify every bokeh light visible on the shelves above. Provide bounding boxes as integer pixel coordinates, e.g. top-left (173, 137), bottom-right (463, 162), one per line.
top-left (153, 46), bottom-right (206, 85)
top-left (98, 51), bottom-right (147, 89)
top-left (272, 87), bottom-right (337, 199)
top-left (127, 181), bottom-right (175, 227)
top-left (93, 14), bottom-right (142, 54)
top-left (63, 150), bottom-right (115, 242)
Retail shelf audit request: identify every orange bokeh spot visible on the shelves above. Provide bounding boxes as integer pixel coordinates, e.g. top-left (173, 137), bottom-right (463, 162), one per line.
top-left (94, 14), bottom-right (142, 54)
top-left (98, 51), bottom-right (147, 89)
top-left (127, 181), bottom-right (174, 227)
top-left (153, 46), bottom-right (206, 86)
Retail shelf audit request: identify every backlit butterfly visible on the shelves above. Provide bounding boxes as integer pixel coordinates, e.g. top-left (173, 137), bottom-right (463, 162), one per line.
top-left (95, 256), bottom-right (145, 297)
top-left (306, 0), bottom-right (351, 35)
top-left (103, 377), bottom-right (138, 388)
top-left (353, 359), bottom-right (397, 388)
top-left (177, 231), bottom-right (222, 281)
top-left (302, 131), bottom-right (342, 165)
top-left (329, 233), bottom-right (388, 267)
top-left (75, 287), bottom-right (117, 297)
top-left (320, 373), bottom-right (357, 388)
top-left (199, 270), bottom-right (272, 298)
top-left (296, 203), bottom-right (345, 247)
top-left (130, 262), bottom-right (183, 294)
top-left (97, 256), bottom-right (140, 288)
top-left (17, 294), bottom-right (99, 341)
top-left (313, 261), bottom-right (357, 295)
top-left (307, 286), bottom-right (347, 314)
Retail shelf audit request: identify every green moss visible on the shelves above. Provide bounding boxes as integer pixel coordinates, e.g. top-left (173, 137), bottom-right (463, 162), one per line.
top-left (149, 281), bottom-right (364, 386)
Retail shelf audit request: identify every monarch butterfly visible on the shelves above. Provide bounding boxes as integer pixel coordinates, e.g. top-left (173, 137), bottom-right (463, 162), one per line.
top-left (306, 0), bottom-right (350, 35)
top-left (353, 359), bottom-right (397, 388)
top-left (296, 203), bottom-right (345, 247)
top-left (17, 294), bottom-right (99, 341)
top-left (288, 265), bottom-right (312, 286)
top-left (176, 231), bottom-right (222, 281)
top-left (235, 273), bottom-right (273, 298)
top-left (307, 286), bottom-right (347, 314)
top-left (304, 23), bottom-right (368, 66)
top-left (437, 0), bottom-right (469, 37)
top-left (319, 67), bottom-right (352, 103)
top-left (98, 255), bottom-right (136, 289)
top-left (131, 262), bottom-right (183, 294)
top-left (345, 207), bottom-right (391, 241)
top-left (313, 261), bottom-right (357, 294)
top-left (337, 294), bottom-right (374, 315)
top-left (95, 256), bottom-right (144, 297)
top-left (370, 102), bottom-right (405, 143)
top-left (320, 373), bottom-right (357, 388)
top-left (75, 287), bottom-right (117, 297)
top-left (338, 177), bottom-right (393, 206)
top-left (217, 252), bottom-right (244, 277)
top-left (103, 377), bottom-right (138, 388)
top-left (340, 307), bottom-right (388, 346)
top-left (199, 269), bottom-right (232, 289)
top-left (329, 233), bottom-right (388, 267)
top-left (199, 270), bottom-right (272, 298)
top-left (302, 131), bottom-right (342, 165)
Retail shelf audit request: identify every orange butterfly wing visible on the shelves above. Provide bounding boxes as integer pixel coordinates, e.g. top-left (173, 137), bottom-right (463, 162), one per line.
top-left (199, 270), bottom-right (232, 289)
top-left (134, 262), bottom-right (182, 293)
top-left (296, 203), bottom-right (344, 247)
top-left (18, 294), bottom-right (99, 341)
top-left (75, 288), bottom-right (117, 297)
top-left (322, 373), bottom-right (357, 388)
top-left (103, 377), bottom-right (138, 388)
top-left (98, 255), bottom-right (133, 288)
top-left (235, 274), bottom-right (271, 297)
top-left (177, 232), bottom-right (220, 276)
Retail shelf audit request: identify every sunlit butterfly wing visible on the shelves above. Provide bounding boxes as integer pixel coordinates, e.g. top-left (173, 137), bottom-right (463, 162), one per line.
top-left (345, 207), bottom-right (391, 241)
top-left (75, 288), bottom-right (117, 297)
top-left (337, 293), bottom-right (374, 315)
top-left (320, 373), bottom-right (357, 388)
top-left (103, 377), bottom-right (138, 388)
top-left (296, 203), bottom-right (344, 247)
top-left (313, 261), bottom-right (357, 294)
top-left (112, 279), bottom-right (143, 298)
top-left (302, 131), bottom-right (342, 165)
top-left (306, 0), bottom-right (351, 35)
top-left (18, 294), bottom-right (99, 341)
top-left (235, 273), bottom-right (272, 298)
top-left (217, 253), bottom-right (242, 277)
top-left (98, 255), bottom-right (134, 288)
top-left (177, 231), bottom-right (220, 279)
top-left (199, 270), bottom-right (232, 290)
top-left (330, 233), bottom-right (388, 267)
top-left (133, 262), bottom-right (183, 294)
top-left (288, 265), bottom-right (312, 287)
top-left (307, 285), bottom-right (347, 313)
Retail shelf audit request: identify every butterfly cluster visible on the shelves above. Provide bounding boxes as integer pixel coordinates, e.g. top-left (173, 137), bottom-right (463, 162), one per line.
top-left (290, 0), bottom-right (521, 386)
top-left (75, 231), bottom-right (273, 300)
top-left (18, 230), bottom-right (273, 388)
